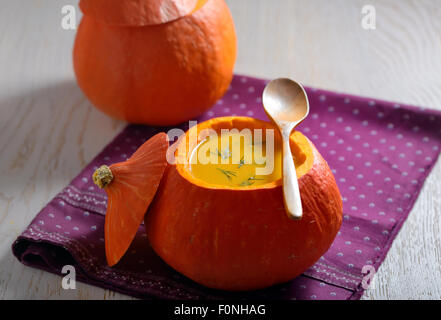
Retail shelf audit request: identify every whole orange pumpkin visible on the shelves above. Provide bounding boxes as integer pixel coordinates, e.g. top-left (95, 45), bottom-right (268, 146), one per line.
top-left (73, 0), bottom-right (237, 125)
top-left (145, 117), bottom-right (343, 291)
top-left (93, 117), bottom-right (343, 291)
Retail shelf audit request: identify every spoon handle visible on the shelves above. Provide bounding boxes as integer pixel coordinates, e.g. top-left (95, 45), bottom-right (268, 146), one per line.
top-left (282, 133), bottom-right (303, 220)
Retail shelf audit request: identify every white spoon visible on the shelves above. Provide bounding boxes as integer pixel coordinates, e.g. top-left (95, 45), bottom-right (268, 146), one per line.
top-left (262, 78), bottom-right (310, 220)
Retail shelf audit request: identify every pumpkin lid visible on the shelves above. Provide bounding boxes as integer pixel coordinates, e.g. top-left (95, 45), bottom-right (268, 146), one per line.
top-left (93, 133), bottom-right (169, 266)
top-left (79, 0), bottom-right (208, 26)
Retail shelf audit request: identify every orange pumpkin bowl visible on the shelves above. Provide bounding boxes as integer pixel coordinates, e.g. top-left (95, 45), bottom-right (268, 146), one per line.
top-left (73, 0), bottom-right (237, 126)
top-left (145, 117), bottom-right (343, 291)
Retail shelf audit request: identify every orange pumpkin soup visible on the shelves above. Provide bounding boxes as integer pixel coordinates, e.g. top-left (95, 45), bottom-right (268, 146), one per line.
top-left (189, 131), bottom-right (282, 187)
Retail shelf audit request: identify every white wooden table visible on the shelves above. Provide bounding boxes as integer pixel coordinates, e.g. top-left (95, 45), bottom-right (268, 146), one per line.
top-left (1, 0), bottom-right (440, 299)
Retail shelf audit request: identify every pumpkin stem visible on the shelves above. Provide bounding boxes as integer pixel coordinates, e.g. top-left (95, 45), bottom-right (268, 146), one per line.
top-left (93, 165), bottom-right (114, 188)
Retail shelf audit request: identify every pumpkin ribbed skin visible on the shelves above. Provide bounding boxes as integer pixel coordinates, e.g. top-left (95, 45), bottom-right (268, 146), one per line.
top-left (145, 117), bottom-right (342, 291)
top-left (73, 0), bottom-right (236, 125)
top-left (79, 0), bottom-right (203, 26)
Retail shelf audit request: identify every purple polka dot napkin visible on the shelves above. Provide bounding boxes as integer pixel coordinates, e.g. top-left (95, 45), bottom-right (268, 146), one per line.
top-left (12, 75), bottom-right (441, 300)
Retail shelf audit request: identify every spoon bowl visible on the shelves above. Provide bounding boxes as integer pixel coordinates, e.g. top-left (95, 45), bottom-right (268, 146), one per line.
top-left (263, 78), bottom-right (309, 124)
top-left (262, 78), bottom-right (310, 220)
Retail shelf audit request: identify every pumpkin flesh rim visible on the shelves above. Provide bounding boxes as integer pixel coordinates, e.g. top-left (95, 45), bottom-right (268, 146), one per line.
top-left (174, 116), bottom-right (314, 190)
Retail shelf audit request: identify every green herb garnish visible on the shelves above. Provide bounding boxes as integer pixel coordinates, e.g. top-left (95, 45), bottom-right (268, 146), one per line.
top-left (239, 175), bottom-right (264, 186)
top-left (212, 148), bottom-right (231, 160)
top-left (239, 180), bottom-right (254, 186)
top-left (238, 156), bottom-right (245, 168)
top-left (216, 168), bottom-right (237, 180)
